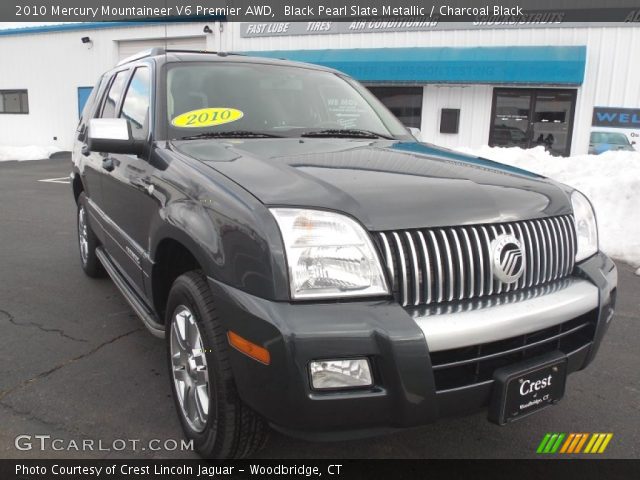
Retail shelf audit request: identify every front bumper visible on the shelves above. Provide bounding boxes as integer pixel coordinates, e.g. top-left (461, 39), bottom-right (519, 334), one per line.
top-left (207, 252), bottom-right (617, 439)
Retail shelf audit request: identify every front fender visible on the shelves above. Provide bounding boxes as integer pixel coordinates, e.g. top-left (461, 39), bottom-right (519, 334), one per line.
top-left (147, 156), bottom-right (289, 301)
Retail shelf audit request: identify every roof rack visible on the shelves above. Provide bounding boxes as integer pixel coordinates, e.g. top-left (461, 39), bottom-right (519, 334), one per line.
top-left (116, 48), bottom-right (246, 66)
top-left (116, 47), bottom-right (165, 66)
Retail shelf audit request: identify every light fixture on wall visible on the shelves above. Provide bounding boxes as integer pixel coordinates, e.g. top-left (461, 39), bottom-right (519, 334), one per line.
top-left (81, 36), bottom-right (93, 49)
top-left (203, 25), bottom-right (213, 34)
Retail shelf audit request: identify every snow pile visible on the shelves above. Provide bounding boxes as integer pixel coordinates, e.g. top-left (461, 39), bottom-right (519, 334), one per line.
top-left (456, 145), bottom-right (640, 271)
top-left (0, 145), bottom-right (61, 161)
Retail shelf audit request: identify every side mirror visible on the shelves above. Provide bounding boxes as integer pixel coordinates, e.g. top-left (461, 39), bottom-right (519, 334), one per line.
top-left (87, 118), bottom-right (146, 156)
top-left (407, 127), bottom-right (421, 140)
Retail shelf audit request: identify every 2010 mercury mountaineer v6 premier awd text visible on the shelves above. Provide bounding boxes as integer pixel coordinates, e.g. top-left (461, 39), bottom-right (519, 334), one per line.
top-left (71, 49), bottom-right (617, 458)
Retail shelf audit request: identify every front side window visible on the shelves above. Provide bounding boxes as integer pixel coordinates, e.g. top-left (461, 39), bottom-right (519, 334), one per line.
top-left (101, 70), bottom-right (129, 118)
top-left (120, 67), bottom-right (151, 140)
top-left (0, 90), bottom-right (29, 114)
top-left (166, 62), bottom-right (410, 139)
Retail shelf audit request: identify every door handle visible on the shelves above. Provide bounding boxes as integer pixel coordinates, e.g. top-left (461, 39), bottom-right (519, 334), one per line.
top-left (102, 157), bottom-right (115, 172)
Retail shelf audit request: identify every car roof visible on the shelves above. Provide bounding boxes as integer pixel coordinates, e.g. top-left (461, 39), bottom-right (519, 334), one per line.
top-left (112, 48), bottom-right (341, 76)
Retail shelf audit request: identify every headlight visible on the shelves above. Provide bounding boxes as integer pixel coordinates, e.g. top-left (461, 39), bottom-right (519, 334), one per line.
top-left (571, 190), bottom-right (598, 262)
top-left (270, 208), bottom-right (390, 300)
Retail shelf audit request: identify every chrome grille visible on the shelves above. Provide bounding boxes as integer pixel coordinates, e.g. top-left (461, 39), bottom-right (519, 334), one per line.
top-left (377, 215), bottom-right (576, 307)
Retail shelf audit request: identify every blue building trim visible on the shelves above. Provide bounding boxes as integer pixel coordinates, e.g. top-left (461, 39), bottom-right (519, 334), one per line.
top-left (244, 46), bottom-right (587, 85)
top-left (0, 22), bottom-right (159, 36)
top-left (77, 86), bottom-right (93, 118)
top-left (0, 18), bottom-right (223, 36)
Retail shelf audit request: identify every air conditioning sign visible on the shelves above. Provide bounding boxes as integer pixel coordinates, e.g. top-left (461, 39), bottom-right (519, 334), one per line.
top-left (592, 107), bottom-right (640, 128)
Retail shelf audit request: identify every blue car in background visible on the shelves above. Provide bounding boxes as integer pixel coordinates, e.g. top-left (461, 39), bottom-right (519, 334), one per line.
top-left (589, 131), bottom-right (636, 154)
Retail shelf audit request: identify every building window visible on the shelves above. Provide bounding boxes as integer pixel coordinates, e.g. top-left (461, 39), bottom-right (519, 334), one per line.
top-left (489, 88), bottom-right (577, 156)
top-left (440, 108), bottom-right (460, 134)
top-left (0, 90), bottom-right (29, 114)
top-left (367, 86), bottom-right (423, 129)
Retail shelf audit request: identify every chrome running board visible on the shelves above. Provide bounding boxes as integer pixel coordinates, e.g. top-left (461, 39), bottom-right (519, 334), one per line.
top-left (96, 246), bottom-right (165, 338)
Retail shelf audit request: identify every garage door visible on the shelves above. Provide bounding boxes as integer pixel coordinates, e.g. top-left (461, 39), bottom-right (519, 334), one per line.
top-left (118, 36), bottom-right (207, 61)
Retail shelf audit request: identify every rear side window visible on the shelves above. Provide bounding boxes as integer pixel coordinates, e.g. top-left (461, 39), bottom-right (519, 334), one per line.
top-left (101, 70), bottom-right (128, 118)
top-left (120, 67), bottom-right (151, 140)
top-left (79, 76), bottom-right (106, 123)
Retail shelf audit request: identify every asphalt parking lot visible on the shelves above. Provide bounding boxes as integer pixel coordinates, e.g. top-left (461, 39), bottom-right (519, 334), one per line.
top-left (0, 156), bottom-right (638, 459)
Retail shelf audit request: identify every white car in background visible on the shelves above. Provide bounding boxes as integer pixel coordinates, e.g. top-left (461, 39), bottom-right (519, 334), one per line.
top-left (589, 130), bottom-right (639, 154)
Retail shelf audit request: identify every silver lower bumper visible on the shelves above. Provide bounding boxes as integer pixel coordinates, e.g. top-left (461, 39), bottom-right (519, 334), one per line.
top-left (412, 278), bottom-right (599, 352)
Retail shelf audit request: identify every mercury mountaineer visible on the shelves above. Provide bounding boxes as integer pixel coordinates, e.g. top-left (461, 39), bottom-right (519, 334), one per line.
top-left (71, 48), bottom-right (617, 458)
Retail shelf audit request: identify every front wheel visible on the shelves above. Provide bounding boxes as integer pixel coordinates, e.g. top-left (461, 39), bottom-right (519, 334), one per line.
top-left (166, 271), bottom-right (268, 458)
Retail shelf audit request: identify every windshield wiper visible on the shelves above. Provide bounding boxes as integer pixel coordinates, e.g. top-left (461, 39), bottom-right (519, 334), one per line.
top-left (300, 128), bottom-right (393, 139)
top-left (179, 131), bottom-right (284, 140)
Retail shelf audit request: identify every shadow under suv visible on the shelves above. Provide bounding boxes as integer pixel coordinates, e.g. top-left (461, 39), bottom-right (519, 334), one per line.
top-left (71, 48), bottom-right (617, 458)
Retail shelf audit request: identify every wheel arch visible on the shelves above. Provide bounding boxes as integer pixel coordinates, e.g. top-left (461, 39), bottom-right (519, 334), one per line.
top-left (72, 173), bottom-right (84, 204)
top-left (150, 228), bottom-right (212, 322)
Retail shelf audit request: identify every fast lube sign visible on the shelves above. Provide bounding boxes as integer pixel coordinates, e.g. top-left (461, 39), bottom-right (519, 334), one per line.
top-left (592, 107), bottom-right (640, 128)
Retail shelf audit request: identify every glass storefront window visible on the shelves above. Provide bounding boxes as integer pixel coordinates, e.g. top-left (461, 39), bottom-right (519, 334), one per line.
top-left (367, 86), bottom-right (423, 129)
top-left (489, 88), bottom-right (577, 156)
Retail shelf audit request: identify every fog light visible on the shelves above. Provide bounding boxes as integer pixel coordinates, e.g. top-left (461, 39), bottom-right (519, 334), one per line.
top-left (309, 358), bottom-right (372, 390)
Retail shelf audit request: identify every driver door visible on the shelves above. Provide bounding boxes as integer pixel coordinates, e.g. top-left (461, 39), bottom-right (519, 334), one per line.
top-left (99, 66), bottom-right (156, 297)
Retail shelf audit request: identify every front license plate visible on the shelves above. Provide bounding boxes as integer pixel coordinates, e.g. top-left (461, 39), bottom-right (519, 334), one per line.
top-left (488, 351), bottom-right (567, 425)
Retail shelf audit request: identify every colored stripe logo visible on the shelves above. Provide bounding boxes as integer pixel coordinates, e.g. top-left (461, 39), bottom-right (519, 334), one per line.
top-left (537, 433), bottom-right (613, 454)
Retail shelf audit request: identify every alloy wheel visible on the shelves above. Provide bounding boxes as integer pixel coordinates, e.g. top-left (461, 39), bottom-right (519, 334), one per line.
top-left (170, 306), bottom-right (210, 432)
top-left (78, 206), bottom-right (89, 265)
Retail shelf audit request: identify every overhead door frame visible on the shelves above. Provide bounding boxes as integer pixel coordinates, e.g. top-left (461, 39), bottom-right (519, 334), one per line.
top-left (117, 36), bottom-right (207, 61)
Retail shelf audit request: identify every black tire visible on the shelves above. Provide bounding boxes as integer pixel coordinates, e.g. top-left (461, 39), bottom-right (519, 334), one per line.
top-left (165, 271), bottom-right (268, 459)
top-left (77, 192), bottom-right (105, 278)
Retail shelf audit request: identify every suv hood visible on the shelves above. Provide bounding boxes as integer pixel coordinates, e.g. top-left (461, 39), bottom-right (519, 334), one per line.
top-left (173, 138), bottom-right (571, 231)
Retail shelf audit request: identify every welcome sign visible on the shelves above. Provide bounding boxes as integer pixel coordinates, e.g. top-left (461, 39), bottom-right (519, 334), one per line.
top-left (592, 107), bottom-right (640, 128)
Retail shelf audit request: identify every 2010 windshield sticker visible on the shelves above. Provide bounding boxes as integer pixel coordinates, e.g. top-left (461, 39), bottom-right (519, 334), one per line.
top-left (172, 108), bottom-right (244, 128)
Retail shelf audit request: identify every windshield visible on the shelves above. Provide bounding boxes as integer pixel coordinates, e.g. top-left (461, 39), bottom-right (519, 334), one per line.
top-left (166, 62), bottom-right (410, 139)
top-left (590, 132), bottom-right (630, 145)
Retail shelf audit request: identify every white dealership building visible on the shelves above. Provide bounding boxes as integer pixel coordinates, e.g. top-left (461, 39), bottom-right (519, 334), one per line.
top-left (0, 20), bottom-right (639, 155)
